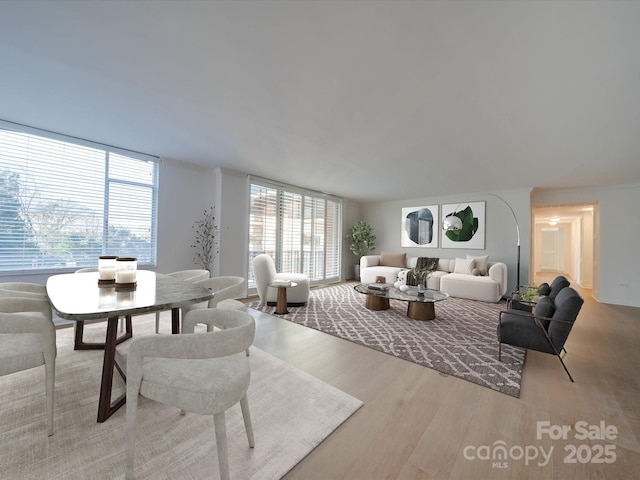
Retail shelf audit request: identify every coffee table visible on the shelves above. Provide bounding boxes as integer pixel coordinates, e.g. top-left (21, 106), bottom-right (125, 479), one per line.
top-left (354, 283), bottom-right (449, 321)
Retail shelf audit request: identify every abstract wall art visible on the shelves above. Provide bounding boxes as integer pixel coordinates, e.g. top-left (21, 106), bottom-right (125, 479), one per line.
top-left (401, 205), bottom-right (439, 248)
top-left (441, 201), bottom-right (486, 249)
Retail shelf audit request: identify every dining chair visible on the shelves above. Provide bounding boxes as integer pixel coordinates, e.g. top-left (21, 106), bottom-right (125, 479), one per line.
top-left (0, 297), bottom-right (57, 436)
top-left (125, 308), bottom-right (255, 480)
top-left (154, 269), bottom-right (210, 333)
top-left (180, 276), bottom-right (246, 321)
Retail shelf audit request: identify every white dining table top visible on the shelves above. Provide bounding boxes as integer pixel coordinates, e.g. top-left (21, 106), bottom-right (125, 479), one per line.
top-left (46, 270), bottom-right (214, 321)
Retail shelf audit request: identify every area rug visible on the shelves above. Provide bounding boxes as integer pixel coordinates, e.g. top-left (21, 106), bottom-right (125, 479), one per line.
top-left (0, 314), bottom-right (363, 479)
top-left (247, 282), bottom-right (526, 397)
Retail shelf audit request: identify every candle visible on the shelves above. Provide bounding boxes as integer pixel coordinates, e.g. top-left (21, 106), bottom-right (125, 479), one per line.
top-left (116, 270), bottom-right (136, 284)
top-left (115, 257), bottom-right (137, 285)
top-left (99, 267), bottom-right (116, 280)
top-left (98, 255), bottom-right (118, 282)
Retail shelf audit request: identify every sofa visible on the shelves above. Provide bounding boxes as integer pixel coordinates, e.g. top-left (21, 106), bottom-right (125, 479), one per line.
top-left (359, 252), bottom-right (507, 303)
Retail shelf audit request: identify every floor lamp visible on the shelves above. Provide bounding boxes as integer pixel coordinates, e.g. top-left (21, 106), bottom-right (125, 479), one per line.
top-left (442, 194), bottom-right (521, 288)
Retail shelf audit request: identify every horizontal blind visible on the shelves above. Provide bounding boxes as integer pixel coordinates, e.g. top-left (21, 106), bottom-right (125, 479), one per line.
top-left (0, 127), bottom-right (158, 272)
top-left (248, 177), bottom-right (342, 288)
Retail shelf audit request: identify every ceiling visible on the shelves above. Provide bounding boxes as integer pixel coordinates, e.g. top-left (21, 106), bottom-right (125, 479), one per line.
top-left (1, 1), bottom-right (640, 203)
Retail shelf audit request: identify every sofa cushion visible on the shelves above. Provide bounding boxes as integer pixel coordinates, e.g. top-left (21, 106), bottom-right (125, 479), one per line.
top-left (380, 252), bottom-right (406, 268)
top-left (360, 266), bottom-right (407, 284)
top-left (467, 254), bottom-right (489, 275)
top-left (453, 257), bottom-right (475, 275)
top-left (440, 273), bottom-right (501, 302)
top-left (534, 296), bottom-right (555, 329)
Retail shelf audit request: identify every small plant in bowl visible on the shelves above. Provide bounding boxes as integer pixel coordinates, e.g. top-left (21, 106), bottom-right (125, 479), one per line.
top-left (520, 284), bottom-right (539, 302)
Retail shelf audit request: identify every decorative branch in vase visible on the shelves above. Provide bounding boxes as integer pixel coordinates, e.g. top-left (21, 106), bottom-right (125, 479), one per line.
top-left (191, 206), bottom-right (219, 273)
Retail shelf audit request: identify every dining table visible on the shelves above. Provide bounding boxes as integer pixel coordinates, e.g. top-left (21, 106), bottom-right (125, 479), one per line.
top-left (46, 270), bottom-right (214, 422)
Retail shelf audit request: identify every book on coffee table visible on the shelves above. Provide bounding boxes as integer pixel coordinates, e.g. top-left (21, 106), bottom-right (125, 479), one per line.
top-left (367, 283), bottom-right (390, 292)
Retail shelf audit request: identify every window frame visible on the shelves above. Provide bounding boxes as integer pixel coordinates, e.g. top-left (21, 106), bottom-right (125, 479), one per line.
top-left (0, 120), bottom-right (159, 275)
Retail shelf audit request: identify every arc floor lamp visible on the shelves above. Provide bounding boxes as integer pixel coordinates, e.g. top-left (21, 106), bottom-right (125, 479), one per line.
top-left (442, 193), bottom-right (521, 288)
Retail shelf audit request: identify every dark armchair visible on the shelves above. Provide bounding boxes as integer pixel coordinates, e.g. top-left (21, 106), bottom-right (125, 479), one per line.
top-left (498, 286), bottom-right (584, 382)
top-left (508, 275), bottom-right (570, 312)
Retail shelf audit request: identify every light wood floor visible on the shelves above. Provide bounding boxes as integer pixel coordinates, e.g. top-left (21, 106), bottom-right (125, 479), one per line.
top-left (249, 275), bottom-right (640, 479)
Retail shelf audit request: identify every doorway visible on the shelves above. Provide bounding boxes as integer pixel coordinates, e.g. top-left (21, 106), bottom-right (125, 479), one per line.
top-left (531, 204), bottom-right (598, 294)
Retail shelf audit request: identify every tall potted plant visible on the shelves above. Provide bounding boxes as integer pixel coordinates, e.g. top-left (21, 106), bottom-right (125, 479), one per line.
top-left (349, 220), bottom-right (376, 280)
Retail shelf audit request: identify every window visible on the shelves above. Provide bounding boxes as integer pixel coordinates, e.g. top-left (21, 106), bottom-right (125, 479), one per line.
top-left (0, 121), bottom-right (158, 273)
top-left (248, 178), bottom-right (341, 288)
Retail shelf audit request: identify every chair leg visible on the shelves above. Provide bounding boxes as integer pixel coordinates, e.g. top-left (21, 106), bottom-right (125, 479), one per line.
top-left (240, 394), bottom-right (255, 448)
top-left (155, 311), bottom-right (160, 334)
top-left (556, 354), bottom-right (575, 383)
top-left (125, 391), bottom-right (140, 479)
top-left (45, 358), bottom-right (55, 437)
top-left (214, 412), bottom-right (230, 480)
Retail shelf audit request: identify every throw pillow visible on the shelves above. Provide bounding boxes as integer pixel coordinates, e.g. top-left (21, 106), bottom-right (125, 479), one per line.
top-left (454, 257), bottom-right (475, 275)
top-left (380, 252), bottom-right (407, 268)
top-left (415, 256), bottom-right (439, 271)
top-left (471, 268), bottom-right (481, 276)
top-left (467, 254), bottom-right (489, 275)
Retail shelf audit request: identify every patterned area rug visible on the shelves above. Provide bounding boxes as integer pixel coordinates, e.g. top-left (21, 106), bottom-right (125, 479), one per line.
top-left (247, 282), bottom-right (526, 397)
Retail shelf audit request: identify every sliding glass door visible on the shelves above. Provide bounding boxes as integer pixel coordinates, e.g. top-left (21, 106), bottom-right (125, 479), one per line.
top-left (248, 178), bottom-right (341, 288)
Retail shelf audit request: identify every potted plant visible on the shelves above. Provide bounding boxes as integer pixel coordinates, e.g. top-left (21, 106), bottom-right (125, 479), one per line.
top-left (349, 220), bottom-right (376, 280)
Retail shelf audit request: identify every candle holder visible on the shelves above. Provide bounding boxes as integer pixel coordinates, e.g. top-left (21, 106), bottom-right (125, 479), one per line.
top-left (98, 255), bottom-right (118, 285)
top-left (115, 257), bottom-right (137, 290)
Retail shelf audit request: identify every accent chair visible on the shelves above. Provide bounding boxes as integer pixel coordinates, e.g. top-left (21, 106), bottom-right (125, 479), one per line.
top-left (498, 286), bottom-right (584, 382)
top-left (252, 254), bottom-right (309, 306)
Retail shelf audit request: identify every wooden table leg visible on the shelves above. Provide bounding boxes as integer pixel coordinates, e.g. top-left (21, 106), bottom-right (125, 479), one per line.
top-left (96, 310), bottom-right (179, 423)
top-left (171, 307), bottom-right (180, 334)
top-left (97, 316), bottom-right (126, 423)
top-left (365, 295), bottom-right (390, 311)
top-left (406, 302), bottom-right (435, 321)
top-left (274, 287), bottom-right (289, 314)
top-left (74, 316), bottom-right (133, 350)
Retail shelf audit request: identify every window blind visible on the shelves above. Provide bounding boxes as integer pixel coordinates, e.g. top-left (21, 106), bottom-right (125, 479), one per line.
top-left (0, 124), bottom-right (158, 273)
top-left (248, 177), bottom-right (342, 287)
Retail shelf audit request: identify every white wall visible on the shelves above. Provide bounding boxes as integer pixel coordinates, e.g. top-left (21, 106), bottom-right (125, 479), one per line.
top-left (155, 158), bottom-right (217, 274)
top-left (215, 168), bottom-right (250, 279)
top-left (359, 188), bottom-right (531, 296)
top-left (532, 183), bottom-right (640, 307)
top-left (343, 198), bottom-right (363, 280)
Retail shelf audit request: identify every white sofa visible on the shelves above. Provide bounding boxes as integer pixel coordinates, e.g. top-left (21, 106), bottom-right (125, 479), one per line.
top-left (360, 253), bottom-right (507, 303)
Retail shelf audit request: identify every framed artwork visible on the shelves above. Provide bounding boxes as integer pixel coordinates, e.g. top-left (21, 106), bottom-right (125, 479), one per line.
top-left (441, 201), bottom-right (486, 249)
top-left (401, 205), bottom-right (439, 248)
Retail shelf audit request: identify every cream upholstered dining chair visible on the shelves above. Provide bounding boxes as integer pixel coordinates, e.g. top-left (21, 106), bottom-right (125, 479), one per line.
top-left (252, 254), bottom-right (310, 306)
top-left (154, 269), bottom-right (210, 333)
top-left (0, 297), bottom-right (56, 436)
top-left (125, 308), bottom-right (255, 480)
top-left (180, 276), bottom-right (246, 320)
